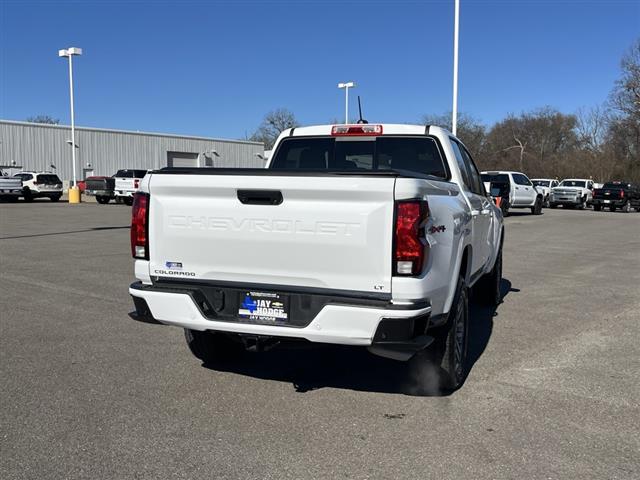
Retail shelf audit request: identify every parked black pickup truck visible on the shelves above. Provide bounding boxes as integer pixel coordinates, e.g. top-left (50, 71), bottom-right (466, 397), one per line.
top-left (592, 181), bottom-right (640, 212)
top-left (84, 176), bottom-right (116, 204)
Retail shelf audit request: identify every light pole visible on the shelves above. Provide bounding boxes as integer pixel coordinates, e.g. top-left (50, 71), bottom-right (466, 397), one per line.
top-left (338, 82), bottom-right (355, 124)
top-left (58, 47), bottom-right (82, 192)
top-left (452, 0), bottom-right (460, 136)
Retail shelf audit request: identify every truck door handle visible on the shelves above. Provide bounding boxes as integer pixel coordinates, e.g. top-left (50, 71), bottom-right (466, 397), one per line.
top-left (237, 189), bottom-right (283, 205)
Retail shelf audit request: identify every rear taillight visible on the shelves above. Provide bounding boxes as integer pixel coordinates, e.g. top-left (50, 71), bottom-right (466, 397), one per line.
top-left (394, 200), bottom-right (428, 275)
top-left (620, 189), bottom-right (625, 198)
top-left (131, 192), bottom-right (149, 259)
top-left (134, 179), bottom-right (140, 189)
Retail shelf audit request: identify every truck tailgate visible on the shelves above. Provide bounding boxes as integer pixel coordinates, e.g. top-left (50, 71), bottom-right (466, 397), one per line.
top-left (147, 173), bottom-right (396, 295)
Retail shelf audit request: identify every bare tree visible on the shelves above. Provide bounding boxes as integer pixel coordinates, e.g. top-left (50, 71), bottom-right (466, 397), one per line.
top-left (26, 115), bottom-right (59, 124)
top-left (250, 108), bottom-right (300, 149)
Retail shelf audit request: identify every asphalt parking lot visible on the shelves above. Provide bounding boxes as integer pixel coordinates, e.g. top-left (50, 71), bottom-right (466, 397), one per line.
top-left (1, 202), bottom-right (639, 479)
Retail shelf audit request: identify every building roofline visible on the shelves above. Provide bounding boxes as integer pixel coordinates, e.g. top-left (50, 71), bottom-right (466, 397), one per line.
top-left (0, 119), bottom-right (263, 146)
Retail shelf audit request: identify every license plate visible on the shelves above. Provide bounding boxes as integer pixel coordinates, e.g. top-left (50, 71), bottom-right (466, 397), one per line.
top-left (238, 291), bottom-right (289, 323)
top-left (604, 200), bottom-right (610, 204)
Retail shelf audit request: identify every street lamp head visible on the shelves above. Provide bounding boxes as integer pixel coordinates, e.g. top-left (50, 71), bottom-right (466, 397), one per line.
top-left (58, 47), bottom-right (83, 57)
top-left (338, 82), bottom-right (355, 89)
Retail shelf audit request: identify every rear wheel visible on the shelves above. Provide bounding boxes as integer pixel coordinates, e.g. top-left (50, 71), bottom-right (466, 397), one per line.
top-left (96, 196), bottom-right (110, 204)
top-left (123, 197), bottom-right (133, 206)
top-left (184, 329), bottom-right (243, 365)
top-left (410, 274), bottom-right (469, 393)
top-left (50, 194), bottom-right (61, 202)
top-left (610, 205), bottom-right (616, 212)
top-left (593, 205), bottom-right (602, 211)
top-left (23, 188), bottom-right (34, 202)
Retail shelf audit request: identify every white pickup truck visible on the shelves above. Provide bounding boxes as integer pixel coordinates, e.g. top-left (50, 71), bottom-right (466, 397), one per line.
top-left (128, 124), bottom-right (504, 390)
top-left (114, 169), bottom-right (147, 205)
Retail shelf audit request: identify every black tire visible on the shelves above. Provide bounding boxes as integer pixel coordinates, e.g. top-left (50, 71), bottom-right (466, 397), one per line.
top-left (184, 329), bottom-right (242, 365)
top-left (579, 197), bottom-right (588, 210)
top-left (23, 188), bottom-right (34, 202)
top-left (96, 196), bottom-right (110, 204)
top-left (622, 201), bottom-right (631, 213)
top-left (476, 244), bottom-right (503, 306)
top-left (549, 203), bottom-right (557, 209)
top-left (501, 201), bottom-right (510, 217)
top-left (531, 197), bottom-right (543, 215)
top-left (50, 194), bottom-right (61, 202)
top-left (593, 205), bottom-right (602, 211)
top-left (123, 197), bottom-right (133, 206)
top-left (610, 206), bottom-right (616, 212)
top-left (410, 274), bottom-right (469, 393)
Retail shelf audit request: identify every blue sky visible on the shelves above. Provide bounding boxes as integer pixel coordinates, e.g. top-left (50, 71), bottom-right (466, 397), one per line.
top-left (1, 0), bottom-right (638, 139)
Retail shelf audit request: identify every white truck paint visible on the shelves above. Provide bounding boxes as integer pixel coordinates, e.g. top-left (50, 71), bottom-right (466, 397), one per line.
top-left (128, 124), bottom-right (504, 389)
top-left (114, 169), bottom-right (147, 205)
top-left (0, 170), bottom-right (23, 200)
top-left (531, 178), bottom-right (560, 208)
top-left (481, 170), bottom-right (543, 215)
top-left (549, 179), bottom-right (594, 209)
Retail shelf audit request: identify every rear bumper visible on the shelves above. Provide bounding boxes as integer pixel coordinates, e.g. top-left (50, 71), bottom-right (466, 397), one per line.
top-left (86, 189), bottom-right (114, 196)
top-left (115, 190), bottom-right (135, 197)
top-left (129, 281), bottom-right (433, 358)
top-left (591, 198), bottom-right (625, 207)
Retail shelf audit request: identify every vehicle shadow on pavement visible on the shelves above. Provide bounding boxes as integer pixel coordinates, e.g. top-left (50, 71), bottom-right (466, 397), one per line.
top-left (202, 278), bottom-right (516, 397)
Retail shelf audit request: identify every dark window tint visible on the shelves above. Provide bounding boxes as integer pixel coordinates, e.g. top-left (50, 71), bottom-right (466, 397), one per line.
top-left (270, 137), bottom-right (447, 178)
top-left (513, 174), bottom-right (531, 186)
top-left (449, 141), bottom-right (472, 190)
top-left (458, 144), bottom-right (485, 195)
top-left (114, 169), bottom-right (146, 178)
top-left (481, 173), bottom-right (509, 184)
top-left (14, 173), bottom-right (33, 180)
top-left (532, 180), bottom-right (550, 187)
top-left (603, 182), bottom-right (630, 189)
top-left (559, 180), bottom-right (586, 187)
top-left (37, 174), bottom-right (61, 184)
top-left (376, 137), bottom-right (446, 177)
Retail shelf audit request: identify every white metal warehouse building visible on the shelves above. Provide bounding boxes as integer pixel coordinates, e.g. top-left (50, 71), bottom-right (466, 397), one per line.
top-left (0, 120), bottom-right (264, 182)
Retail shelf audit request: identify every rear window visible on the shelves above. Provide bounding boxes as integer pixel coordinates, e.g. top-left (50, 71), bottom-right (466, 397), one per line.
top-left (603, 182), bottom-right (629, 189)
top-left (115, 170), bottom-right (146, 178)
top-left (37, 174), bottom-right (61, 184)
top-left (481, 173), bottom-right (509, 184)
top-left (270, 136), bottom-right (448, 178)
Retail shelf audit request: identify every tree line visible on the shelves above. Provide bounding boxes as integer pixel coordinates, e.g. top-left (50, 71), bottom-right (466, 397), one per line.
top-left (250, 39), bottom-right (639, 182)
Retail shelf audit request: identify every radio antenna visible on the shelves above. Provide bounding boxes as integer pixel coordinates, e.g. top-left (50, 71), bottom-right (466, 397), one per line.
top-left (356, 96), bottom-right (368, 124)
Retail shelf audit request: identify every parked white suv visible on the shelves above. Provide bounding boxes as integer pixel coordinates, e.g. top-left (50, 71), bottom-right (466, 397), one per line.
top-left (128, 124), bottom-right (505, 391)
top-left (481, 171), bottom-right (543, 215)
top-left (13, 171), bottom-right (63, 202)
top-left (531, 178), bottom-right (560, 207)
top-left (114, 169), bottom-right (147, 206)
top-left (549, 179), bottom-right (594, 209)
